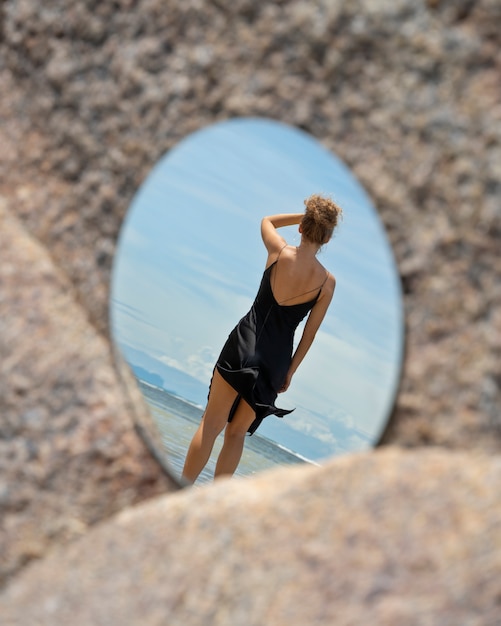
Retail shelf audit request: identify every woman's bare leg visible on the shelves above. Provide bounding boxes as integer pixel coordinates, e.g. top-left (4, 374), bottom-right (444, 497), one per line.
top-left (214, 398), bottom-right (256, 479)
top-left (181, 370), bottom-right (238, 483)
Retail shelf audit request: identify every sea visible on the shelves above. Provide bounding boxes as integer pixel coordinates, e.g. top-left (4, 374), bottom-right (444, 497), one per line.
top-left (138, 380), bottom-right (311, 485)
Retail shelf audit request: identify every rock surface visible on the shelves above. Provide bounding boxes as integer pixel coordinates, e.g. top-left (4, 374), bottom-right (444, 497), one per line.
top-left (0, 0), bottom-right (500, 615)
top-left (0, 202), bottom-right (178, 586)
top-left (1, 448), bottom-right (500, 625)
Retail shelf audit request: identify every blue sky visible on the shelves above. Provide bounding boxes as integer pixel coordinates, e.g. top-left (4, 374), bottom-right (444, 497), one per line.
top-left (110, 118), bottom-right (404, 456)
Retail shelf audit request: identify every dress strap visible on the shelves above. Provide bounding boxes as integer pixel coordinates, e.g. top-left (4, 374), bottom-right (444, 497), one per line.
top-left (272, 247), bottom-right (329, 304)
top-left (278, 284), bottom-right (321, 304)
top-left (276, 269), bottom-right (330, 305)
top-left (272, 244), bottom-right (288, 292)
top-left (276, 243), bottom-right (288, 262)
top-left (319, 270), bottom-right (329, 290)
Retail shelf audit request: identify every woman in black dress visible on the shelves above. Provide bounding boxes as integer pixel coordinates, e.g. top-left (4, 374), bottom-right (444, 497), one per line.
top-left (182, 194), bottom-right (342, 482)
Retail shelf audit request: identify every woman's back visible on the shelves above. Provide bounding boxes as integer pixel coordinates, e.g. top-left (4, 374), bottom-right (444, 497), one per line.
top-left (268, 245), bottom-right (329, 307)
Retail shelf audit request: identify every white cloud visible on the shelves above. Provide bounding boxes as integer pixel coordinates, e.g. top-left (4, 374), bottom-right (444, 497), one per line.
top-left (158, 354), bottom-right (185, 370)
top-left (157, 345), bottom-right (217, 385)
top-left (185, 346), bottom-right (218, 382)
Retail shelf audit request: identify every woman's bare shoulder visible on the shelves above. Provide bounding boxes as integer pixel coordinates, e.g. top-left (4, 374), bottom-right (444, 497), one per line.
top-left (327, 272), bottom-right (336, 289)
top-left (319, 265), bottom-right (336, 293)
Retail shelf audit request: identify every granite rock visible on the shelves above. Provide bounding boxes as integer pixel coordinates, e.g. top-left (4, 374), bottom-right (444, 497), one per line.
top-left (0, 202), bottom-right (178, 586)
top-left (1, 448), bottom-right (500, 625)
top-left (0, 0), bottom-right (500, 606)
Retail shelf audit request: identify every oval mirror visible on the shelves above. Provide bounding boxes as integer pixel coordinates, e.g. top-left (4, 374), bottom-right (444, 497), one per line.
top-left (110, 118), bottom-right (404, 484)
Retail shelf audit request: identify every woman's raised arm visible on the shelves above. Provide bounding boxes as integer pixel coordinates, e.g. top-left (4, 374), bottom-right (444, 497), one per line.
top-left (261, 213), bottom-right (303, 257)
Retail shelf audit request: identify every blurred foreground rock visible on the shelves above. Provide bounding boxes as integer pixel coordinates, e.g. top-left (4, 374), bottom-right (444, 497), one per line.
top-left (1, 448), bottom-right (500, 625)
top-left (0, 203), bottom-right (178, 586)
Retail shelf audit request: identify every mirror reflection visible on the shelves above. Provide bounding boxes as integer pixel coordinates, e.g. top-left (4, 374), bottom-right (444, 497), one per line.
top-left (110, 118), bottom-right (404, 484)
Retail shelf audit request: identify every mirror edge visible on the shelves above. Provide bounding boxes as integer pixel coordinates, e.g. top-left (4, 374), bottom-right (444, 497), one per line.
top-left (110, 340), bottom-right (189, 491)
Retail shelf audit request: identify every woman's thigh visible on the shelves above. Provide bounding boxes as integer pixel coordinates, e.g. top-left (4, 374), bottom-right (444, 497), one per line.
top-left (203, 368), bottom-right (239, 432)
top-left (225, 397), bottom-right (256, 437)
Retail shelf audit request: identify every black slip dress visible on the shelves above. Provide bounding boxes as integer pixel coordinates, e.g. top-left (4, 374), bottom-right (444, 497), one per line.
top-left (214, 247), bottom-right (328, 435)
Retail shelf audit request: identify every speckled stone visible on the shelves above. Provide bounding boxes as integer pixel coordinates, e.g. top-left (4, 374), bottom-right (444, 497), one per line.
top-left (0, 0), bottom-right (500, 606)
top-left (0, 203), bottom-right (178, 586)
top-left (1, 448), bottom-right (500, 625)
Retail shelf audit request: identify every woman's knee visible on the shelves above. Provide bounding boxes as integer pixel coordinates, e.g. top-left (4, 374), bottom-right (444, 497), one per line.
top-left (224, 420), bottom-right (249, 440)
top-left (200, 413), bottom-right (226, 439)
